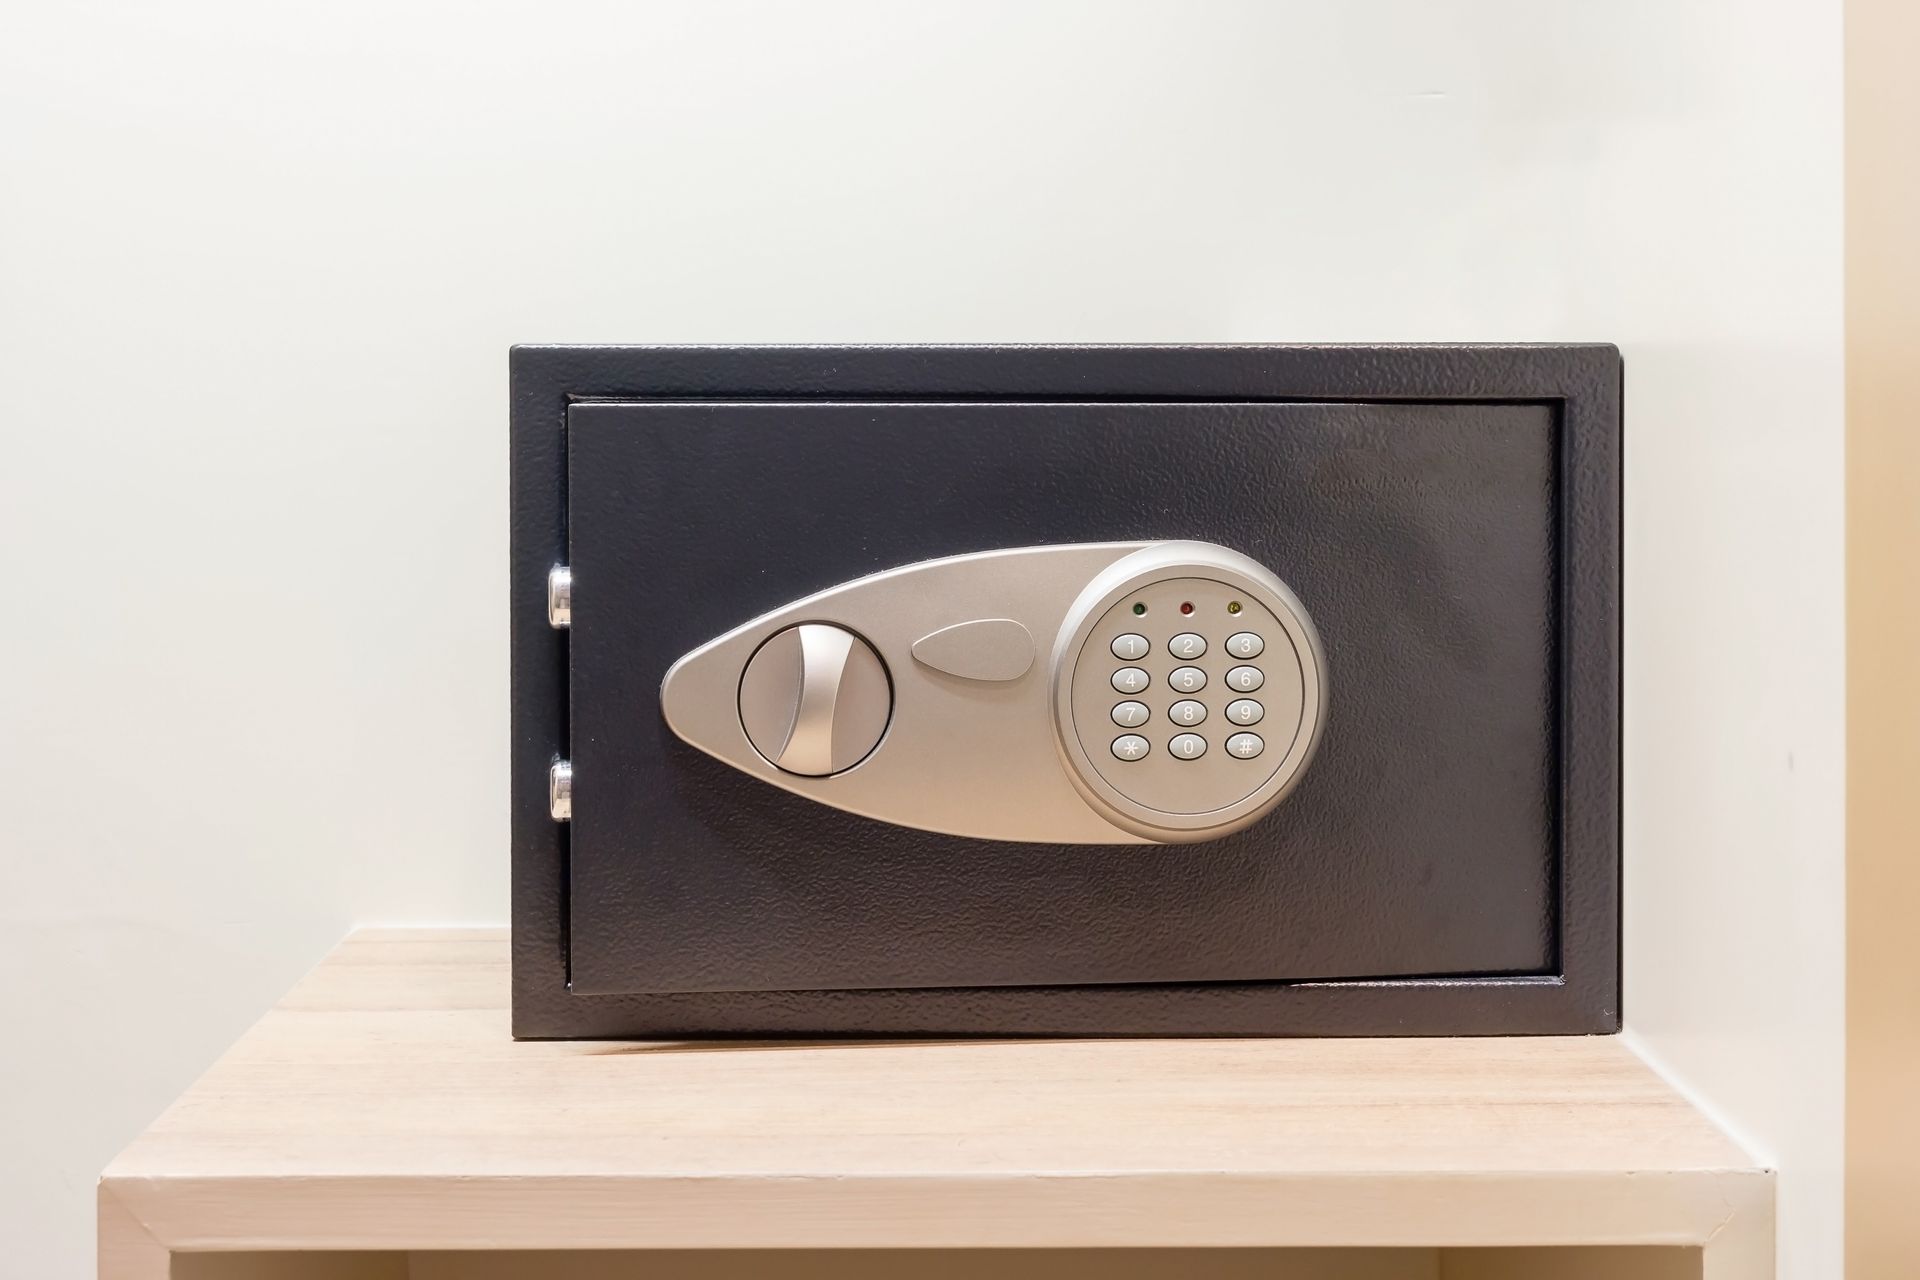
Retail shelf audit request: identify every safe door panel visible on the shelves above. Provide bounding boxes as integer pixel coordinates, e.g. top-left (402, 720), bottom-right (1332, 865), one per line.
top-left (564, 400), bottom-right (1557, 996)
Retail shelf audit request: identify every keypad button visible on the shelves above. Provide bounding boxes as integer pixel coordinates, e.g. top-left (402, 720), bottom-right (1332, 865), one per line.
top-left (1111, 700), bottom-right (1150, 728)
top-left (1112, 667), bottom-right (1150, 695)
top-left (1110, 633), bottom-right (1150, 661)
top-left (1111, 734), bottom-right (1150, 761)
top-left (1167, 665), bottom-right (1207, 693)
top-left (1226, 732), bottom-right (1265, 759)
top-left (1168, 632), bottom-right (1207, 660)
top-left (1169, 699), bottom-right (1207, 726)
top-left (1226, 698), bottom-right (1264, 726)
top-left (1226, 665), bottom-right (1264, 693)
top-left (1227, 631), bottom-right (1264, 659)
top-left (1169, 733), bottom-right (1208, 760)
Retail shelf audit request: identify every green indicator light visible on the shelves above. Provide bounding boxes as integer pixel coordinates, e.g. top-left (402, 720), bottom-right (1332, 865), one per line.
top-left (1132, 602), bottom-right (1147, 615)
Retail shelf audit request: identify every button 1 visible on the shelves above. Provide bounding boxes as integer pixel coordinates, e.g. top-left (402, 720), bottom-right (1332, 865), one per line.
top-left (1168, 665), bottom-right (1207, 693)
top-left (1227, 631), bottom-right (1264, 659)
top-left (1112, 734), bottom-right (1149, 761)
top-left (1169, 632), bottom-right (1207, 659)
top-left (1112, 667), bottom-right (1150, 694)
top-left (1226, 698), bottom-right (1264, 726)
top-left (1169, 733), bottom-right (1208, 760)
top-left (1111, 700), bottom-right (1150, 728)
top-left (1169, 699), bottom-right (1207, 726)
top-left (1226, 665), bottom-right (1264, 693)
top-left (1227, 732), bottom-right (1265, 759)
top-left (1110, 633), bottom-right (1149, 661)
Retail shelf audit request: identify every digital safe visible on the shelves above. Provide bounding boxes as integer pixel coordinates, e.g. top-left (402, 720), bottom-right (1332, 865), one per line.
top-left (510, 344), bottom-right (1620, 1038)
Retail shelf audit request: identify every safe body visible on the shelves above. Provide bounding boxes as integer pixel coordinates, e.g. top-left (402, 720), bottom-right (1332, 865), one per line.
top-left (511, 345), bottom-right (1620, 1037)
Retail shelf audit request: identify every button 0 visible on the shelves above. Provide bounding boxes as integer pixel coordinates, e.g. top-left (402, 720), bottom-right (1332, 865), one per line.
top-left (1168, 699), bottom-right (1207, 726)
top-left (1112, 667), bottom-right (1150, 694)
top-left (1227, 732), bottom-right (1265, 759)
top-left (1226, 698), bottom-right (1263, 726)
top-left (1112, 734), bottom-right (1150, 761)
top-left (1169, 632), bottom-right (1207, 659)
top-left (1227, 631), bottom-right (1264, 659)
top-left (1167, 665), bottom-right (1206, 693)
top-left (1111, 700), bottom-right (1150, 728)
top-left (1226, 665), bottom-right (1264, 693)
top-left (1169, 733), bottom-right (1207, 760)
top-left (1110, 633), bottom-right (1149, 661)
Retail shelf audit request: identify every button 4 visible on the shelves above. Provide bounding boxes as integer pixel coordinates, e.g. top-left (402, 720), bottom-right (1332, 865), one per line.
top-left (1112, 667), bottom-right (1150, 694)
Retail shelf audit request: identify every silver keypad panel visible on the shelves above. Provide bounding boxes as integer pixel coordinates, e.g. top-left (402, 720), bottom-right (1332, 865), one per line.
top-left (664, 539), bottom-right (1325, 845)
top-left (1066, 576), bottom-right (1306, 819)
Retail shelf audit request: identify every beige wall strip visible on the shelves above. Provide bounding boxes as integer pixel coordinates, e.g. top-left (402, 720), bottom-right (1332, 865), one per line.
top-left (1846, 0), bottom-right (1920, 1274)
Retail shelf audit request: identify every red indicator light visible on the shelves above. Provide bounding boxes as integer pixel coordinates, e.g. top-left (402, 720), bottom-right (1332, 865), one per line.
top-left (1180, 602), bottom-right (1194, 615)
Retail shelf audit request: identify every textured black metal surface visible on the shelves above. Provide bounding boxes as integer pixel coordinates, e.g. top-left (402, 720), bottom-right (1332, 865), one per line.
top-left (510, 345), bottom-right (1621, 1037)
top-left (567, 401), bottom-right (1555, 996)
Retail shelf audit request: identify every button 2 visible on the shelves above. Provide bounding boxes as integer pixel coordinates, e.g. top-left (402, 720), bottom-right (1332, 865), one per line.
top-left (1110, 633), bottom-right (1149, 661)
top-left (1112, 735), bottom-right (1150, 761)
top-left (1168, 666), bottom-right (1206, 693)
top-left (1112, 667), bottom-right (1150, 694)
top-left (1169, 632), bottom-right (1206, 659)
top-left (1227, 732), bottom-right (1264, 759)
top-left (1169, 733), bottom-right (1207, 760)
top-left (1111, 700), bottom-right (1150, 728)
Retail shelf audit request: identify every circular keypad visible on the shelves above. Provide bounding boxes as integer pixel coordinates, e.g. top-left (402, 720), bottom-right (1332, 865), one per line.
top-left (1067, 574), bottom-right (1308, 821)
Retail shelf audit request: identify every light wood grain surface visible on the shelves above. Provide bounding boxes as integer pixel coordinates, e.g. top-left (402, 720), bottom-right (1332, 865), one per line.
top-left (99, 930), bottom-right (1771, 1272)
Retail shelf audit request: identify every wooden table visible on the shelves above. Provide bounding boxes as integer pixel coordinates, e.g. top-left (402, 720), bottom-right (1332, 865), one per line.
top-left (100, 930), bottom-right (1772, 1279)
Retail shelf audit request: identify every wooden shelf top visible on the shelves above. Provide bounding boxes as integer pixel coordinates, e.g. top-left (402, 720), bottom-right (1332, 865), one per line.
top-left (101, 930), bottom-right (1770, 1259)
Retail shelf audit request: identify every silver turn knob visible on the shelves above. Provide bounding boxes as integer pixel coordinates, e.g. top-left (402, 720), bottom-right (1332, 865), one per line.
top-left (738, 624), bottom-right (892, 777)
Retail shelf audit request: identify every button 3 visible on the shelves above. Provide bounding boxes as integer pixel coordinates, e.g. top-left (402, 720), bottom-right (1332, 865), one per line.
top-left (1226, 631), bottom-right (1264, 659)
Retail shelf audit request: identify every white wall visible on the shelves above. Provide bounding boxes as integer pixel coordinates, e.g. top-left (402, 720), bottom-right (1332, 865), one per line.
top-left (0, 3), bottom-right (1843, 1277)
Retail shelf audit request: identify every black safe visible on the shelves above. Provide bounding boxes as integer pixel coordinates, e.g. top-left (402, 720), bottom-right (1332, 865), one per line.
top-left (511, 344), bottom-right (1620, 1038)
